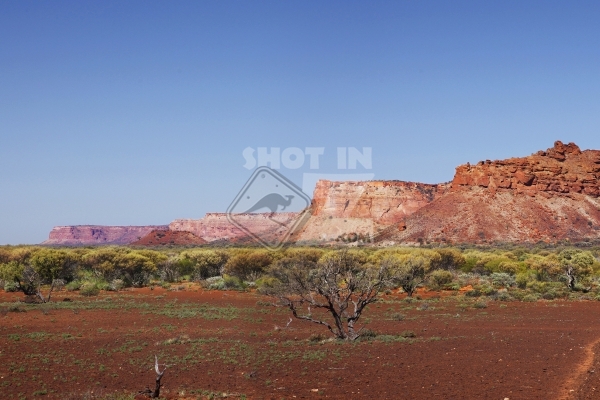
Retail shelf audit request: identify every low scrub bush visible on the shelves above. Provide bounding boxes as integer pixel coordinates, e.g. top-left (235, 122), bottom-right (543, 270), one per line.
top-left (359, 328), bottom-right (378, 341)
top-left (65, 281), bottom-right (81, 291)
top-left (308, 332), bottom-right (328, 343)
top-left (80, 283), bottom-right (100, 297)
top-left (428, 270), bottom-right (454, 289)
top-left (522, 294), bottom-right (539, 302)
top-left (490, 272), bottom-right (516, 288)
top-left (515, 272), bottom-right (534, 289)
top-left (478, 284), bottom-right (497, 296)
top-left (223, 275), bottom-right (246, 290)
top-left (390, 312), bottom-right (405, 321)
top-left (465, 289), bottom-right (481, 297)
top-left (108, 279), bottom-right (125, 291)
top-left (495, 291), bottom-right (512, 301)
top-left (4, 281), bottom-right (19, 292)
top-left (473, 300), bottom-right (488, 309)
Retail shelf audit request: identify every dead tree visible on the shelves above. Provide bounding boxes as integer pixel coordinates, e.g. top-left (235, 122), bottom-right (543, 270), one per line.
top-left (16, 266), bottom-right (62, 304)
top-left (265, 251), bottom-right (396, 341)
top-left (139, 355), bottom-right (167, 398)
top-left (566, 265), bottom-right (576, 290)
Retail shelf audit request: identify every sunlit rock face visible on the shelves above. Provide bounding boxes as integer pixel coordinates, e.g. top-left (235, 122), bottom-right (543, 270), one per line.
top-left (43, 225), bottom-right (168, 245)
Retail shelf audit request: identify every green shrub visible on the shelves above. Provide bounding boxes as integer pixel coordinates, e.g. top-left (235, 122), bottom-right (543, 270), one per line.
top-left (542, 291), bottom-right (558, 300)
top-left (473, 300), bottom-right (487, 309)
top-left (515, 273), bottom-right (532, 289)
top-left (496, 291), bottom-right (512, 301)
top-left (478, 284), bottom-right (497, 296)
top-left (359, 329), bottom-right (378, 341)
top-left (490, 272), bottom-right (516, 288)
top-left (526, 280), bottom-right (548, 293)
top-left (308, 332), bottom-right (328, 343)
top-left (223, 250), bottom-right (273, 281)
top-left (65, 281), bottom-right (81, 291)
top-left (206, 277), bottom-right (225, 290)
top-left (522, 294), bottom-right (539, 302)
top-left (465, 289), bottom-right (481, 297)
top-left (160, 281), bottom-right (171, 289)
top-left (390, 313), bottom-right (405, 321)
top-left (108, 279), bottom-right (125, 291)
top-left (428, 270), bottom-right (454, 289)
top-left (256, 276), bottom-right (280, 293)
top-left (4, 281), bottom-right (19, 292)
top-left (95, 280), bottom-right (110, 291)
top-left (80, 283), bottom-right (100, 297)
top-left (223, 275), bottom-right (246, 290)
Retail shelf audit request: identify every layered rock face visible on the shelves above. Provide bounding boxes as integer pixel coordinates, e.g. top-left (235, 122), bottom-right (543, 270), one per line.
top-left (392, 141), bottom-right (600, 244)
top-left (43, 225), bottom-right (168, 245)
top-left (170, 212), bottom-right (300, 243)
top-left (311, 180), bottom-right (448, 223)
top-left (394, 187), bottom-right (600, 244)
top-left (452, 141), bottom-right (600, 197)
top-left (296, 180), bottom-right (447, 241)
top-left (43, 141), bottom-right (600, 246)
top-left (130, 230), bottom-right (207, 246)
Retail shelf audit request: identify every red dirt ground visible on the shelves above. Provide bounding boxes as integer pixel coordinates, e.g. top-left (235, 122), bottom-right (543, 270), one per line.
top-left (2, 288), bottom-right (600, 399)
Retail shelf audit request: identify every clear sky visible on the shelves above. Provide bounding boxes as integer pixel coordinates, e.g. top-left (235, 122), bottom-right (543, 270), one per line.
top-left (1, 1), bottom-right (599, 244)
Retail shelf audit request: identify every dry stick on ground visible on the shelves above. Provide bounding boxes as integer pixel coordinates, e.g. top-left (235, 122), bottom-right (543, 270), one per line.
top-left (138, 355), bottom-right (167, 398)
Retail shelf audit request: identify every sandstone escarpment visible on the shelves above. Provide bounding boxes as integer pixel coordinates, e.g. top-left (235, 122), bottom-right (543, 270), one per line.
top-left (43, 225), bottom-right (168, 245)
top-left (311, 180), bottom-right (448, 224)
top-left (452, 141), bottom-right (600, 197)
top-left (394, 187), bottom-right (600, 244)
top-left (130, 230), bottom-right (207, 246)
top-left (43, 141), bottom-right (600, 246)
top-left (296, 180), bottom-right (448, 242)
top-left (170, 212), bottom-right (300, 243)
top-left (390, 141), bottom-right (600, 244)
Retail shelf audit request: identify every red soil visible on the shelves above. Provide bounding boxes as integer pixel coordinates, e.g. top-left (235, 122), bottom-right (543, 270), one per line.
top-left (1, 288), bottom-right (600, 399)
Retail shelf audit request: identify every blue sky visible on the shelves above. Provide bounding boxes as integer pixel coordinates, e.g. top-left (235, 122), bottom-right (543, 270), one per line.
top-left (1, 1), bottom-right (599, 244)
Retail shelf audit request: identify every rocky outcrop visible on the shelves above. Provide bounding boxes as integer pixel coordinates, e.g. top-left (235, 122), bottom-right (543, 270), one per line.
top-left (311, 180), bottom-right (448, 224)
top-left (295, 180), bottom-right (447, 242)
top-left (452, 141), bottom-right (600, 197)
top-left (170, 212), bottom-right (300, 243)
top-left (130, 230), bottom-right (207, 246)
top-left (392, 187), bottom-right (600, 244)
top-left (43, 225), bottom-right (168, 245)
top-left (43, 141), bottom-right (600, 246)
top-left (388, 141), bottom-right (600, 244)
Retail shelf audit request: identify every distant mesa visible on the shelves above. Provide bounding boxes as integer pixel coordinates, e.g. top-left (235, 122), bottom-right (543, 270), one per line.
top-left (43, 225), bottom-right (168, 246)
top-left (130, 230), bottom-right (207, 246)
top-left (43, 141), bottom-right (600, 246)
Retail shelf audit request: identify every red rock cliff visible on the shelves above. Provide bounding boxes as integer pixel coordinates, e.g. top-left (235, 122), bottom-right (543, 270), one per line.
top-left (43, 225), bottom-right (168, 245)
top-left (452, 141), bottom-right (600, 197)
top-left (311, 180), bottom-right (448, 224)
top-left (169, 212), bottom-right (300, 243)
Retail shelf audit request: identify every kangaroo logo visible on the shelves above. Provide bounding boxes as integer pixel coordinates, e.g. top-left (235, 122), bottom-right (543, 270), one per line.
top-left (226, 166), bottom-right (312, 249)
top-left (244, 194), bottom-right (294, 213)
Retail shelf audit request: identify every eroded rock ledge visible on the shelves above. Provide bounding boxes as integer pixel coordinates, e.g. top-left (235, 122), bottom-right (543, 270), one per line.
top-left (452, 141), bottom-right (600, 197)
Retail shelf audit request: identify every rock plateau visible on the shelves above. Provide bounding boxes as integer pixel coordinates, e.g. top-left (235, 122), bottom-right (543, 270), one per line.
top-left (42, 141), bottom-right (600, 246)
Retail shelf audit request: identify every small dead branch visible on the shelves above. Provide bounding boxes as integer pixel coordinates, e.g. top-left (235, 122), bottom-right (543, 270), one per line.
top-left (138, 355), bottom-right (167, 398)
top-left (274, 317), bottom-right (293, 331)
